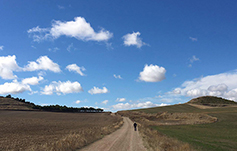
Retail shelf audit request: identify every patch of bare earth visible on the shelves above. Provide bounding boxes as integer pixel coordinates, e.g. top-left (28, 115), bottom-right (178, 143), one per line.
top-left (0, 111), bottom-right (123, 151)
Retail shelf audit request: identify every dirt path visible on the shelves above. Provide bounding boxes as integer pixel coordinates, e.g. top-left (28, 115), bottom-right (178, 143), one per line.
top-left (79, 117), bottom-right (147, 151)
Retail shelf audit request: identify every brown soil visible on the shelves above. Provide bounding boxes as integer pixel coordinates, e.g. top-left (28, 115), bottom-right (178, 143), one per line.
top-left (0, 110), bottom-right (122, 151)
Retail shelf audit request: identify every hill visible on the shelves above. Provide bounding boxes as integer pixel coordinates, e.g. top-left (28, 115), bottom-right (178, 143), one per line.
top-left (187, 96), bottom-right (237, 107)
top-left (119, 96), bottom-right (237, 151)
top-left (0, 96), bottom-right (35, 110)
top-left (0, 95), bottom-right (103, 112)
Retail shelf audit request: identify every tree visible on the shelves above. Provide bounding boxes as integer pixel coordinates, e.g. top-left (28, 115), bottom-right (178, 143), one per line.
top-left (6, 94), bottom-right (11, 98)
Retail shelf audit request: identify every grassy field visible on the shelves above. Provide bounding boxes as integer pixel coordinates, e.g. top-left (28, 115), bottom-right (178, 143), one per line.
top-left (137, 104), bottom-right (237, 151)
top-left (0, 110), bottom-right (123, 151)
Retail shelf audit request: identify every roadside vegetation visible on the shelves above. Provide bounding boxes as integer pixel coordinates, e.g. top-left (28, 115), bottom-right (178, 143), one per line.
top-left (119, 96), bottom-right (237, 151)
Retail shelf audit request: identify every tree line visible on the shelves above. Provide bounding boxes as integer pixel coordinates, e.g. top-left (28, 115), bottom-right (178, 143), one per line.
top-left (5, 94), bottom-right (104, 113)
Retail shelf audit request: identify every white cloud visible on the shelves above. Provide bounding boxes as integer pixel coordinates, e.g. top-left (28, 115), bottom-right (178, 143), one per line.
top-left (48, 47), bottom-right (59, 52)
top-left (22, 76), bottom-right (43, 85)
top-left (66, 64), bottom-right (85, 76)
top-left (88, 86), bottom-right (109, 95)
top-left (189, 55), bottom-right (199, 67)
top-left (0, 46), bottom-right (3, 50)
top-left (57, 5), bottom-right (65, 9)
top-left (0, 80), bottom-right (31, 94)
top-left (23, 56), bottom-right (61, 73)
top-left (102, 100), bottom-right (108, 105)
top-left (225, 89), bottom-right (237, 101)
top-left (27, 26), bottom-right (50, 42)
top-left (28, 17), bottom-right (113, 42)
top-left (189, 37), bottom-right (198, 41)
top-left (38, 71), bottom-right (47, 77)
top-left (0, 55), bottom-right (21, 79)
top-left (41, 81), bottom-right (83, 95)
top-left (116, 98), bottom-right (126, 102)
top-left (190, 55), bottom-right (199, 63)
top-left (67, 43), bottom-right (75, 52)
top-left (171, 70), bottom-right (237, 101)
top-left (186, 89), bottom-right (207, 97)
top-left (41, 84), bottom-right (54, 95)
top-left (208, 84), bottom-right (228, 92)
top-left (75, 100), bottom-right (81, 104)
top-left (113, 74), bottom-right (122, 79)
top-left (138, 64), bottom-right (166, 82)
top-left (172, 88), bottom-right (181, 94)
top-left (123, 32), bottom-right (146, 48)
top-left (112, 101), bottom-right (167, 110)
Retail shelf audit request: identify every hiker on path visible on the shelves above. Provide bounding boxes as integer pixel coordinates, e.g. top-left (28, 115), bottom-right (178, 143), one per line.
top-left (133, 122), bottom-right (137, 131)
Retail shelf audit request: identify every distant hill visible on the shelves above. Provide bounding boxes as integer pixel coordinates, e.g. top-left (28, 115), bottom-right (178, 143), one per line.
top-left (0, 95), bottom-right (104, 112)
top-left (0, 96), bottom-right (35, 110)
top-left (187, 96), bottom-right (237, 107)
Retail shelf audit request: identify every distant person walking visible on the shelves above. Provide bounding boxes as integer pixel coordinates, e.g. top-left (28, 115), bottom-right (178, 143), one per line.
top-left (133, 122), bottom-right (137, 131)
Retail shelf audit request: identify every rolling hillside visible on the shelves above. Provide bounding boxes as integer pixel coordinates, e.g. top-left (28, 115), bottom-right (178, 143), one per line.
top-left (120, 96), bottom-right (237, 151)
top-left (188, 96), bottom-right (237, 106)
top-left (0, 96), bottom-right (35, 110)
top-left (0, 95), bottom-right (103, 112)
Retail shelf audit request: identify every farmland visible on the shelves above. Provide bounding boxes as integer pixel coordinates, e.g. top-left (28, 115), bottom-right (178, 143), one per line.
top-left (152, 106), bottom-right (237, 151)
top-left (120, 96), bottom-right (237, 151)
top-left (0, 110), bottom-right (123, 151)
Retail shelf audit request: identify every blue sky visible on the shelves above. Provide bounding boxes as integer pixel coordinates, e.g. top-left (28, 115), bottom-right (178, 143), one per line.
top-left (0, 0), bottom-right (237, 111)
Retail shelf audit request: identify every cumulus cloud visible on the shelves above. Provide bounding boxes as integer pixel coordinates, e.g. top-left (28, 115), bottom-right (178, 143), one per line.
top-left (22, 76), bottom-right (44, 85)
top-left (28, 17), bottom-right (113, 42)
top-left (0, 80), bottom-right (31, 94)
top-left (172, 88), bottom-right (181, 94)
top-left (102, 100), bottom-right (108, 105)
top-left (116, 98), bottom-right (126, 102)
top-left (0, 46), bottom-right (3, 50)
top-left (0, 55), bottom-right (21, 79)
top-left (113, 74), bottom-right (122, 79)
top-left (23, 56), bottom-right (61, 73)
top-left (112, 101), bottom-right (167, 110)
top-left (41, 81), bottom-right (83, 95)
top-left (123, 32), bottom-right (146, 48)
top-left (170, 71), bottom-right (237, 101)
top-left (75, 100), bottom-right (81, 104)
top-left (138, 64), bottom-right (166, 82)
top-left (66, 64), bottom-right (85, 76)
top-left (88, 86), bottom-right (109, 95)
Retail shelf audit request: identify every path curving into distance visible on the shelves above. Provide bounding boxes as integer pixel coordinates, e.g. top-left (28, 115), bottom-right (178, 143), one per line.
top-left (79, 117), bottom-right (147, 151)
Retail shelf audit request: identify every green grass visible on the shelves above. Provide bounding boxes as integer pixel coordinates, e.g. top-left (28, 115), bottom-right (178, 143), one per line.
top-left (136, 104), bottom-right (237, 151)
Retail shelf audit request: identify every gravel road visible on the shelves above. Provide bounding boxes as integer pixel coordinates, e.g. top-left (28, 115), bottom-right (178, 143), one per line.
top-left (79, 117), bottom-right (147, 151)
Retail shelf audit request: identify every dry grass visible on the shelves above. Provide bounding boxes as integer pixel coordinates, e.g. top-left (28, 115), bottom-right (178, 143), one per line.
top-left (0, 111), bottom-right (123, 151)
top-left (118, 111), bottom-right (217, 151)
top-left (188, 103), bottom-right (237, 109)
top-left (139, 124), bottom-right (193, 151)
top-left (0, 97), bottom-right (34, 110)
